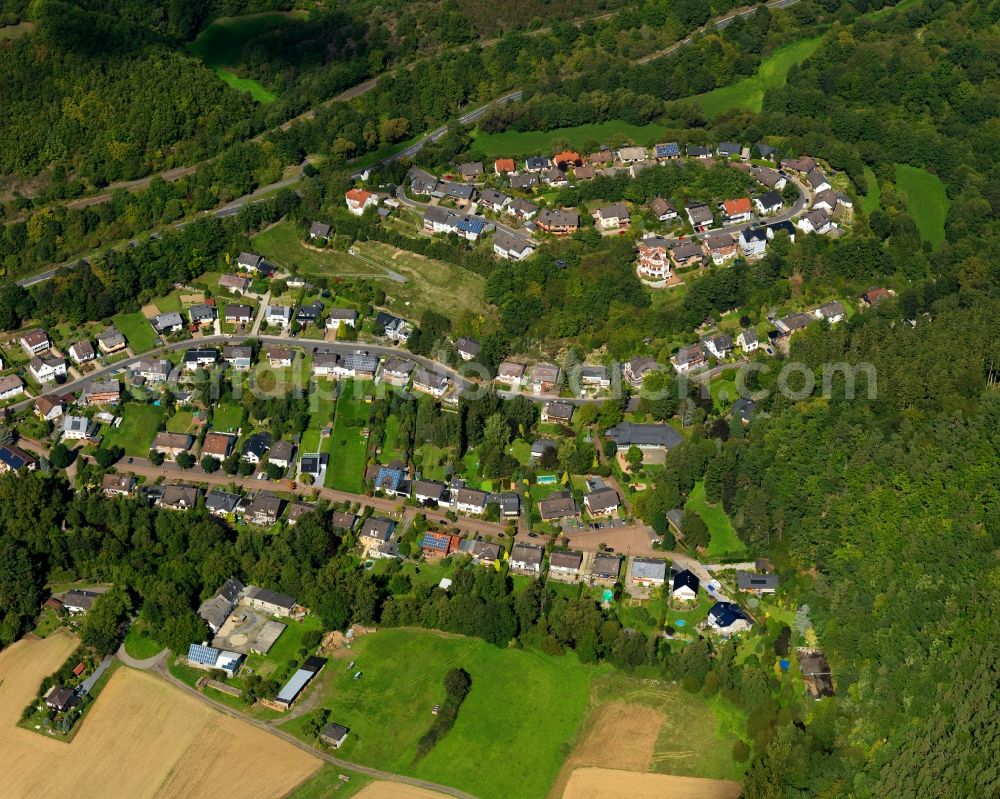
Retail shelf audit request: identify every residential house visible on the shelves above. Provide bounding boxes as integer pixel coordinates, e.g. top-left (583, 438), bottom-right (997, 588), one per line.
top-left (409, 168), bottom-right (439, 196)
top-left (224, 304), bottom-right (253, 325)
top-left (68, 340), bottom-right (95, 364)
top-left (265, 305), bottom-right (293, 328)
top-left (739, 226), bottom-right (768, 258)
top-left (205, 490), bottom-right (242, 517)
top-left (480, 188), bottom-right (510, 213)
top-left (61, 588), bottom-right (103, 614)
top-left (506, 198), bottom-right (539, 221)
top-left (237, 252), bottom-right (267, 273)
top-left (455, 337), bottom-right (481, 362)
top-left (756, 143), bottom-right (777, 160)
top-left (672, 569), bottom-right (700, 601)
top-left (493, 231), bottom-right (535, 260)
top-left (685, 203), bottom-right (714, 232)
top-left (458, 161), bottom-right (484, 181)
top-left (721, 197), bottom-right (753, 225)
top-left (359, 517), bottom-right (396, 549)
top-left (419, 531), bottom-right (457, 558)
top-left (766, 220), bottom-right (796, 242)
top-left (19, 329), bottom-right (50, 356)
top-left (268, 440), bottom-right (295, 470)
top-left (624, 356), bottom-right (660, 388)
top-left (574, 164), bottom-right (597, 180)
top-left (737, 571), bottom-right (779, 594)
top-left (706, 601), bottom-right (752, 635)
top-left (454, 487), bottom-right (489, 515)
top-left (34, 393), bottom-right (64, 420)
top-left (160, 484), bottom-right (201, 511)
top-left (245, 585), bottom-right (296, 617)
top-left (648, 197), bottom-right (678, 222)
top-left (412, 480), bottom-right (447, 505)
top-left (0, 374), bottom-right (24, 401)
top-left (0, 445), bottom-right (37, 473)
top-left (150, 311), bottom-right (184, 335)
top-left (135, 358), bottom-right (171, 383)
top-left (634, 237), bottom-right (672, 283)
top-left (61, 415), bottom-right (96, 441)
top-left (811, 189), bottom-right (839, 213)
top-left (266, 345), bottom-right (293, 368)
top-left (736, 329), bottom-right (760, 353)
top-left (509, 173), bottom-right (539, 192)
top-left (330, 511), bottom-right (358, 533)
top-left (814, 301), bottom-right (846, 323)
top-left (44, 686), bottom-right (78, 713)
top-left (296, 301), bottom-right (324, 325)
top-left (494, 492), bottom-right (520, 518)
top-left (780, 156), bottom-right (818, 174)
top-left (607, 421), bottom-right (683, 452)
top-left (776, 312), bottom-right (813, 335)
top-left (525, 156), bottom-right (551, 172)
top-left (496, 361), bottom-right (526, 387)
top-left (549, 550), bottom-right (583, 578)
top-left (541, 167), bottom-right (568, 187)
top-left (799, 649), bottom-right (835, 698)
top-left (754, 191), bottom-right (783, 215)
top-left (654, 142), bottom-right (680, 160)
top-left (308, 221), bottom-right (332, 242)
top-left (529, 362), bottom-right (560, 394)
top-left (541, 400), bottom-right (574, 424)
top-left (320, 722), bottom-right (350, 749)
top-left (536, 209), bottom-right (579, 235)
top-left (153, 431), bottom-right (193, 458)
top-left (183, 348), bottom-right (217, 371)
top-left (509, 542), bottom-right (545, 573)
top-left (584, 487), bottom-right (619, 517)
top-left (553, 150), bottom-right (582, 169)
top-left (686, 145), bottom-right (712, 159)
top-left (336, 351), bottom-right (379, 378)
top-left (202, 432), bottom-right (236, 459)
top-left (615, 146), bottom-right (648, 163)
top-left (196, 577), bottom-right (244, 633)
top-left (29, 355), bottom-right (67, 383)
top-left (379, 357), bottom-right (414, 386)
top-left (219, 273), bottom-right (252, 294)
top-left (861, 287), bottom-right (892, 307)
top-left (806, 169), bottom-right (832, 193)
top-left (326, 307), bottom-right (358, 330)
top-left (494, 158), bottom-right (516, 175)
top-left (752, 167), bottom-right (786, 191)
top-left (670, 239), bottom-right (707, 268)
top-left (590, 552), bottom-right (622, 584)
top-left (538, 491), bottom-right (578, 521)
top-left (530, 439), bottom-right (557, 461)
top-left (247, 493), bottom-right (284, 526)
top-left (441, 181), bottom-right (476, 202)
top-left (703, 334), bottom-right (733, 359)
top-left (241, 431), bottom-right (272, 464)
top-left (102, 473), bottom-right (136, 497)
top-left (580, 365), bottom-right (610, 390)
top-left (703, 232), bottom-right (738, 265)
top-left (716, 141), bottom-right (742, 159)
top-left (82, 379), bottom-right (119, 406)
top-left (630, 557), bottom-right (667, 587)
top-left (587, 148), bottom-right (613, 165)
top-left (95, 327), bottom-right (127, 355)
top-left (345, 188), bottom-right (377, 216)
top-left (189, 304), bottom-right (216, 327)
top-left (732, 397), bottom-right (755, 425)
top-left (412, 368), bottom-right (449, 398)
top-left (222, 345), bottom-right (253, 370)
top-left (593, 203), bottom-right (630, 230)
top-left (671, 343), bottom-right (708, 373)
top-left (298, 452), bottom-right (328, 483)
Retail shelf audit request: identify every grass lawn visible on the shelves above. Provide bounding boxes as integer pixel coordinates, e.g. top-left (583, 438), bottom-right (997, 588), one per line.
top-left (253, 222), bottom-right (487, 320)
top-left (685, 481), bottom-right (745, 559)
top-left (154, 291), bottom-right (182, 314)
top-left (509, 439), bottom-right (532, 466)
top-left (326, 381), bottom-right (371, 493)
top-left (414, 443), bottom-right (452, 481)
top-left (0, 21), bottom-right (35, 40)
top-left (112, 311), bottom-right (157, 353)
top-left (243, 614), bottom-right (325, 680)
top-left (286, 765), bottom-right (371, 799)
top-left (710, 376), bottom-right (739, 411)
top-left (861, 165), bottom-right (881, 213)
top-left (124, 621), bottom-right (164, 660)
top-left (282, 628), bottom-right (598, 799)
top-left (692, 36), bottom-right (823, 117)
top-left (102, 403), bottom-right (164, 456)
top-left (470, 120), bottom-right (666, 158)
top-left (381, 414), bottom-right (408, 463)
top-left (894, 163), bottom-right (949, 246)
top-left (165, 410), bottom-right (195, 434)
top-left (212, 402), bottom-right (245, 433)
top-left (187, 12), bottom-right (304, 103)
top-left (32, 607), bottom-right (63, 639)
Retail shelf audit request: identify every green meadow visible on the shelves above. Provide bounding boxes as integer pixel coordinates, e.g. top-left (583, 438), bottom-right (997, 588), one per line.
top-left (894, 163), bottom-right (949, 246)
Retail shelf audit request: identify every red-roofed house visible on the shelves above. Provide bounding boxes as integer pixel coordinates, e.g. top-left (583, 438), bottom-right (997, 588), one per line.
top-left (421, 532), bottom-right (460, 557)
top-left (345, 189), bottom-right (376, 216)
top-left (494, 158), bottom-right (516, 175)
top-left (553, 151), bottom-right (582, 169)
top-left (720, 197), bottom-right (752, 224)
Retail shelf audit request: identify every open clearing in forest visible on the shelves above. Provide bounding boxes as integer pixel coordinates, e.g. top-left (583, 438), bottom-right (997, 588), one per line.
top-left (563, 768), bottom-right (742, 799)
top-left (0, 631), bottom-right (319, 799)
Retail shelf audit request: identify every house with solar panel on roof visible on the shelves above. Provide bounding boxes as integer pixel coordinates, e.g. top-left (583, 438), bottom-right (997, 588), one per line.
top-left (186, 643), bottom-right (243, 677)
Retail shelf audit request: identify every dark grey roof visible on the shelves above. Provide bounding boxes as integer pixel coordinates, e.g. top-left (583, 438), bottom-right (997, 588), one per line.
top-left (510, 542), bottom-right (545, 565)
top-left (591, 552), bottom-right (621, 579)
top-left (756, 190), bottom-right (782, 208)
top-left (672, 568), bottom-right (700, 594)
top-left (606, 422), bottom-right (683, 449)
top-left (737, 571), bottom-right (779, 590)
top-left (205, 490), bottom-right (242, 514)
top-left (248, 585), bottom-right (295, 609)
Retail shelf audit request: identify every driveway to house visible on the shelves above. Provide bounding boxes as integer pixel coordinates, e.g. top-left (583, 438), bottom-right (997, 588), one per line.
top-left (115, 641), bottom-right (168, 670)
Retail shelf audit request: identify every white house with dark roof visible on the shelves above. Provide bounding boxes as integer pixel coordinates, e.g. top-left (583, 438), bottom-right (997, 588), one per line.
top-left (326, 308), bottom-right (358, 330)
top-left (493, 231), bottom-right (535, 261)
top-left (814, 301), bottom-right (846, 323)
top-left (630, 557), bottom-right (667, 587)
top-left (736, 329), bottom-right (760, 353)
top-left (68, 340), bottom-right (95, 364)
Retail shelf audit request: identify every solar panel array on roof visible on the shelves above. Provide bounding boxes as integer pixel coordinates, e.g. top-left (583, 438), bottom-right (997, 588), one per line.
top-left (187, 643), bottom-right (220, 666)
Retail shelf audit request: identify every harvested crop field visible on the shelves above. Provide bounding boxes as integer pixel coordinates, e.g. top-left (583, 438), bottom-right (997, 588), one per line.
top-left (354, 783), bottom-right (452, 799)
top-left (0, 631), bottom-right (320, 799)
top-left (563, 768), bottom-right (742, 799)
top-left (568, 702), bottom-right (664, 771)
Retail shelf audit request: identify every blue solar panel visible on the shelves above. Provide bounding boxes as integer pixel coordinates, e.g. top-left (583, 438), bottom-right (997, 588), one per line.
top-left (375, 467), bottom-right (403, 490)
top-left (187, 643), bottom-right (219, 666)
top-left (457, 218), bottom-right (484, 234)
